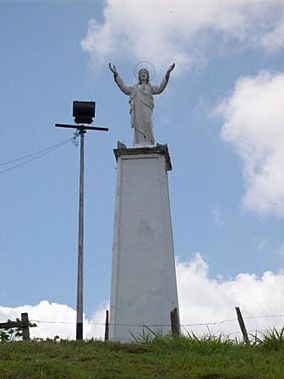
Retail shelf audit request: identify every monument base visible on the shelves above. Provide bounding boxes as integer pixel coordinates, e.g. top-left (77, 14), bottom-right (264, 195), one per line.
top-left (109, 144), bottom-right (180, 342)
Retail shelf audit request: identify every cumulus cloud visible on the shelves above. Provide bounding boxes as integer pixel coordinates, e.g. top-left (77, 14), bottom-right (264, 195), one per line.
top-left (177, 254), bottom-right (284, 338)
top-left (1, 255), bottom-right (284, 340)
top-left (216, 71), bottom-right (284, 216)
top-left (0, 300), bottom-right (107, 340)
top-left (81, 0), bottom-right (284, 72)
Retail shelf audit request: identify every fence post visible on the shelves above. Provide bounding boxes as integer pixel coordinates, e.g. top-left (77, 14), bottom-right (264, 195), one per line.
top-left (170, 307), bottom-right (180, 337)
top-left (21, 313), bottom-right (30, 341)
top-left (235, 307), bottom-right (250, 345)
top-left (104, 310), bottom-right (109, 341)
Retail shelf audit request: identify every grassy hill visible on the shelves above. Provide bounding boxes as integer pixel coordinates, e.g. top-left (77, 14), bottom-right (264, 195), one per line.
top-left (0, 333), bottom-right (283, 378)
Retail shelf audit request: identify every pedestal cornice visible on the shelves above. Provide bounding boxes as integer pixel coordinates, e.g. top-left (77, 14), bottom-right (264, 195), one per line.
top-left (113, 144), bottom-right (172, 171)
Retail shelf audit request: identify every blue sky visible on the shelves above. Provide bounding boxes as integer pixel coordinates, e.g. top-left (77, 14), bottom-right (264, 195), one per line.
top-left (1, 0), bottom-right (284, 339)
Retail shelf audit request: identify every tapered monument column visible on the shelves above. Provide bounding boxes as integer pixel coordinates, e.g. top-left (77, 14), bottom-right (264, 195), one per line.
top-left (109, 144), bottom-right (180, 342)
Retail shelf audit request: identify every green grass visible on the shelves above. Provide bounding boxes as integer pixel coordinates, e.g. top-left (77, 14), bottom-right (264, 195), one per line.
top-left (0, 331), bottom-right (284, 379)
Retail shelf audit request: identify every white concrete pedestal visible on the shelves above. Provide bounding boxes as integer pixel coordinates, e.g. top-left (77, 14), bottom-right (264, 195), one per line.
top-left (109, 145), bottom-right (180, 342)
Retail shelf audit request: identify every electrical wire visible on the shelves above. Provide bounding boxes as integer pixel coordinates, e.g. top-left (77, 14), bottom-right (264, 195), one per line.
top-left (0, 137), bottom-right (74, 175)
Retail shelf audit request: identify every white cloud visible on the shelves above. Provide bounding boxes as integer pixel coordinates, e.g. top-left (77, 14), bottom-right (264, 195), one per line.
top-left (81, 0), bottom-right (284, 73)
top-left (1, 255), bottom-right (284, 341)
top-left (216, 71), bottom-right (284, 216)
top-left (177, 254), bottom-right (284, 338)
top-left (0, 300), bottom-right (107, 340)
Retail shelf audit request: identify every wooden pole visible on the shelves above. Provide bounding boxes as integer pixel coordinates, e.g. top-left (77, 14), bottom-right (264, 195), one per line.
top-left (105, 310), bottom-right (109, 341)
top-left (0, 314), bottom-right (34, 341)
top-left (76, 130), bottom-right (85, 340)
top-left (235, 307), bottom-right (250, 345)
top-left (170, 308), bottom-right (180, 337)
top-left (21, 313), bottom-right (30, 341)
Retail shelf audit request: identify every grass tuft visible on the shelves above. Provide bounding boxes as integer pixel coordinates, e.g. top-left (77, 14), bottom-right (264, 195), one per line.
top-left (251, 327), bottom-right (284, 351)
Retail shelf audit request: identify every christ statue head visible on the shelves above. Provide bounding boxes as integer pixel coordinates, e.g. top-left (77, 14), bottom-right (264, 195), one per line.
top-left (138, 68), bottom-right (150, 84)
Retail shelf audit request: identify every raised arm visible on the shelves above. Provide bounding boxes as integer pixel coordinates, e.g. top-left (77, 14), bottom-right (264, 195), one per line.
top-left (109, 63), bottom-right (132, 95)
top-left (152, 63), bottom-right (175, 95)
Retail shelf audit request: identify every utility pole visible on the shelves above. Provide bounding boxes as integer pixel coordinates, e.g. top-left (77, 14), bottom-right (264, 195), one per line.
top-left (56, 101), bottom-right (108, 340)
top-left (76, 127), bottom-right (85, 340)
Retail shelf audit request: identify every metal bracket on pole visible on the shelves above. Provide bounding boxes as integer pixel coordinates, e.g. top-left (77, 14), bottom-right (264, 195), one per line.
top-left (55, 123), bottom-right (108, 132)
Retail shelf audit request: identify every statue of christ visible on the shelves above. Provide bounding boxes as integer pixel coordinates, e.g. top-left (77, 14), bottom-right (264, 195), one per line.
top-left (109, 63), bottom-right (175, 146)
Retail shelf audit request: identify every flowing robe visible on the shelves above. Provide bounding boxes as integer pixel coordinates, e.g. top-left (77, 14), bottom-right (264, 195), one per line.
top-left (115, 75), bottom-right (169, 146)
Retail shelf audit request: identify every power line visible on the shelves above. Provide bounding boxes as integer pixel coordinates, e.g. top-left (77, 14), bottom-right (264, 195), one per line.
top-left (0, 137), bottom-right (74, 175)
top-left (0, 137), bottom-right (73, 166)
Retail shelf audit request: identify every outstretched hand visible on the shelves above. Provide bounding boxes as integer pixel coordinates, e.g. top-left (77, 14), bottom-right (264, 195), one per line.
top-left (168, 63), bottom-right (175, 72)
top-left (109, 63), bottom-right (118, 75)
top-left (166, 63), bottom-right (175, 79)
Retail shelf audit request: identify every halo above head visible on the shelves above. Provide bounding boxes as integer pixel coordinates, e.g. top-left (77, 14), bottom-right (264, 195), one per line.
top-left (133, 61), bottom-right (156, 81)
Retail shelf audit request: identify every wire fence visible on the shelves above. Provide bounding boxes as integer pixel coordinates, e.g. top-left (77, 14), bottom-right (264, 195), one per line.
top-left (28, 312), bottom-right (284, 328)
top-left (1, 310), bottom-right (284, 342)
top-left (21, 311), bottom-right (283, 343)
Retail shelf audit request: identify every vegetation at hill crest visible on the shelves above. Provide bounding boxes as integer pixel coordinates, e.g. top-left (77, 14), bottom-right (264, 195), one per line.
top-left (0, 331), bottom-right (284, 378)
